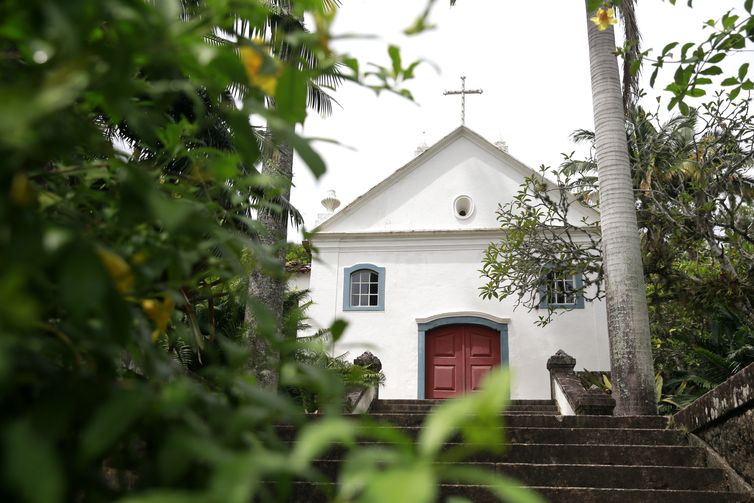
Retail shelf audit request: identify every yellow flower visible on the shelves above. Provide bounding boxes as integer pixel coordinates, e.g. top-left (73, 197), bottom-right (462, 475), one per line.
top-left (591, 7), bottom-right (618, 31)
top-left (141, 297), bottom-right (175, 342)
top-left (10, 172), bottom-right (33, 206)
top-left (240, 44), bottom-right (280, 95)
top-left (130, 251), bottom-right (148, 266)
top-left (97, 247), bottom-right (134, 293)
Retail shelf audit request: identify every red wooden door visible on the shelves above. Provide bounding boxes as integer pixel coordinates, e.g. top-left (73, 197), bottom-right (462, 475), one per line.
top-left (425, 324), bottom-right (500, 399)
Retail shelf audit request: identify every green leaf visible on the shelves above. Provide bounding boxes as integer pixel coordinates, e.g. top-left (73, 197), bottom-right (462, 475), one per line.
top-left (403, 60), bottom-right (421, 80)
top-left (388, 45), bottom-right (402, 77)
top-left (661, 42), bottom-right (678, 56)
top-left (226, 111), bottom-right (261, 168)
top-left (275, 67), bottom-right (308, 125)
top-left (329, 319), bottom-right (348, 341)
top-left (359, 464), bottom-right (437, 503)
top-left (150, 195), bottom-right (196, 231)
top-left (746, 0), bottom-right (753, 13)
top-left (738, 62), bottom-right (750, 81)
top-left (680, 42), bottom-right (695, 60)
top-left (708, 52), bottom-right (726, 64)
top-left (722, 13), bottom-right (739, 30)
top-left (723, 33), bottom-right (746, 50)
top-left (586, 0), bottom-right (603, 13)
top-left (79, 387), bottom-right (150, 463)
top-left (439, 465), bottom-right (547, 503)
top-left (700, 66), bottom-right (722, 76)
top-left (418, 368), bottom-right (509, 458)
top-left (118, 491), bottom-right (205, 503)
top-left (59, 245), bottom-right (107, 318)
top-left (342, 57), bottom-right (359, 76)
top-left (271, 125), bottom-right (326, 178)
top-left (687, 88), bottom-right (706, 97)
top-left (290, 418), bottom-right (356, 470)
top-left (4, 420), bottom-right (64, 503)
top-left (729, 86), bottom-right (741, 100)
top-left (721, 77), bottom-right (739, 86)
top-left (673, 65), bottom-right (692, 86)
top-left (629, 59), bottom-right (641, 76)
top-left (418, 392), bottom-right (472, 458)
top-left (602, 373), bottom-right (613, 391)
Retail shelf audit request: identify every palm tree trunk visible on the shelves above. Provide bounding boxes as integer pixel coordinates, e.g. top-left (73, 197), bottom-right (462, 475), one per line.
top-left (585, 3), bottom-right (656, 415)
top-left (245, 139), bottom-right (293, 389)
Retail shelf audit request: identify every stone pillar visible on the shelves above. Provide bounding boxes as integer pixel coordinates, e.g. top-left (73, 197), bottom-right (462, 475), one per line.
top-left (347, 352), bottom-right (382, 413)
top-left (354, 351), bottom-right (382, 372)
top-left (547, 349), bottom-right (615, 415)
top-left (547, 349), bottom-right (577, 398)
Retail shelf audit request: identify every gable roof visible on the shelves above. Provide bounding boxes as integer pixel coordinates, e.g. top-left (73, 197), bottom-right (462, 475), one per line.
top-left (315, 126), bottom-right (598, 233)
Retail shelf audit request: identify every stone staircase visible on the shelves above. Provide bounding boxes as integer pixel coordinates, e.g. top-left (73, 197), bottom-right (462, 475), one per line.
top-left (285, 398), bottom-right (751, 502)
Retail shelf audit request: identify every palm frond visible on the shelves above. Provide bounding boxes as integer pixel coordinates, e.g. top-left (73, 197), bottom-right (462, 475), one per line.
top-left (308, 82), bottom-right (340, 116)
top-left (570, 129), bottom-right (595, 144)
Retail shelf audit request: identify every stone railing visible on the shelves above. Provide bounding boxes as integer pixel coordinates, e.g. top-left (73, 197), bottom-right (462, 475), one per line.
top-left (345, 351), bottom-right (381, 414)
top-left (547, 349), bottom-right (615, 415)
top-left (672, 362), bottom-right (754, 489)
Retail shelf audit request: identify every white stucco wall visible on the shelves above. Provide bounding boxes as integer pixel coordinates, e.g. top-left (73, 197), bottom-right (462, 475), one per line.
top-left (307, 232), bottom-right (610, 400)
top-left (321, 131), bottom-right (598, 235)
top-left (307, 127), bottom-right (609, 400)
top-left (287, 271), bottom-right (310, 293)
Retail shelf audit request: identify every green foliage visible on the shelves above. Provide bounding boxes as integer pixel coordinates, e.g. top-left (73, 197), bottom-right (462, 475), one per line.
top-left (580, 369), bottom-right (613, 393)
top-left (479, 165), bottom-right (602, 325)
top-left (485, 100), bottom-right (754, 410)
top-left (328, 369), bottom-right (545, 503)
top-left (580, 369), bottom-right (691, 415)
top-left (283, 328), bottom-right (386, 412)
top-left (640, 5), bottom-right (754, 113)
top-left (0, 0), bottom-right (542, 501)
top-left (285, 241), bottom-right (312, 267)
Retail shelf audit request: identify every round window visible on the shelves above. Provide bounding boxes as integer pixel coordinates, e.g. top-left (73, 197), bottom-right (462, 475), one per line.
top-left (453, 195), bottom-right (474, 219)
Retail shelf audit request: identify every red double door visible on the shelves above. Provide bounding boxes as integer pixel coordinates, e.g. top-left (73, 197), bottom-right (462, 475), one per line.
top-left (425, 324), bottom-right (501, 399)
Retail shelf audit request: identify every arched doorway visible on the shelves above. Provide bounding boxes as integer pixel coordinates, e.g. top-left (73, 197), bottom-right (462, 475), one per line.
top-left (417, 314), bottom-right (509, 399)
top-left (425, 324), bottom-right (500, 399)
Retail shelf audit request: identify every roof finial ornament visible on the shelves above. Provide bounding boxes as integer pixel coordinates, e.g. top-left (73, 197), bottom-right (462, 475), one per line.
top-left (321, 189), bottom-right (340, 213)
top-left (443, 76), bottom-right (483, 126)
top-left (316, 189), bottom-right (341, 225)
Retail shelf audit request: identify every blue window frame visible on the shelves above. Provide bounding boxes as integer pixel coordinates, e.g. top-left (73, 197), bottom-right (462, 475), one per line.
top-left (343, 264), bottom-right (385, 311)
top-left (539, 271), bottom-right (585, 309)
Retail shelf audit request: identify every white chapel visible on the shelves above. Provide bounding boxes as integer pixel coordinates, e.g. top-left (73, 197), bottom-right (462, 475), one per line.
top-left (303, 126), bottom-right (610, 400)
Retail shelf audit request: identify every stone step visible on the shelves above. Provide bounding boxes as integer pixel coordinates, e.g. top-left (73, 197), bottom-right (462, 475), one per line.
top-left (367, 413), bottom-right (668, 429)
top-left (309, 460), bottom-right (726, 490)
top-left (276, 425), bottom-right (685, 446)
top-left (493, 463), bottom-right (728, 490)
top-left (286, 482), bottom-right (749, 503)
top-left (375, 426), bottom-right (685, 445)
top-left (313, 443), bottom-right (707, 466)
top-left (375, 399), bottom-right (556, 406)
top-left (371, 403), bottom-right (559, 413)
top-left (452, 486), bottom-right (750, 503)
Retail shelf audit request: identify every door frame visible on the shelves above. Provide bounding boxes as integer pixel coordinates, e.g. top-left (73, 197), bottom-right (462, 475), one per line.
top-left (417, 314), bottom-right (509, 399)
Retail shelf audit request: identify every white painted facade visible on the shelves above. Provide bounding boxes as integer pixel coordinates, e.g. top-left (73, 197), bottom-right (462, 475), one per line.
top-left (287, 270), bottom-right (310, 293)
top-left (306, 127), bottom-right (610, 399)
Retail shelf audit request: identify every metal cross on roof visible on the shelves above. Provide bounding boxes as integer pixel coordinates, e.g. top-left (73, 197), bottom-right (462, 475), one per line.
top-left (443, 76), bottom-right (483, 126)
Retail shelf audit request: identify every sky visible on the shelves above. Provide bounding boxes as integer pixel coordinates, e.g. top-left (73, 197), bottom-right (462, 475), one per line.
top-left (288, 0), bottom-right (745, 240)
